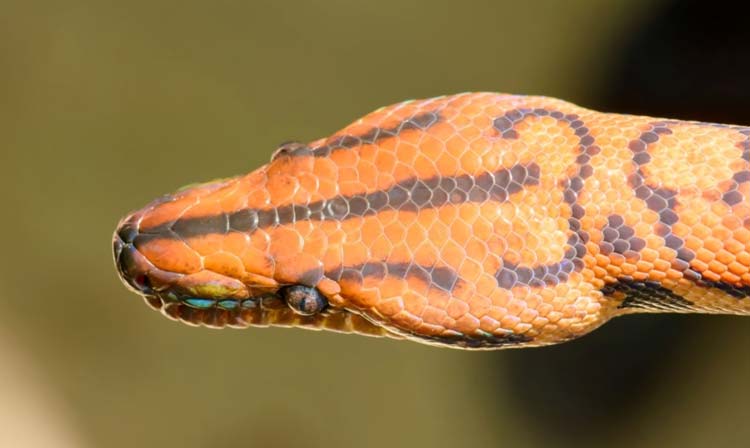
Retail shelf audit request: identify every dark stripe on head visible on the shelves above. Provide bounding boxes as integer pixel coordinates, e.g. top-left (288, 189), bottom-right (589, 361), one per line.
top-left (326, 261), bottom-right (462, 292)
top-left (139, 164), bottom-right (541, 240)
top-left (275, 111), bottom-right (441, 159)
top-left (603, 280), bottom-right (696, 311)
top-left (492, 108), bottom-right (595, 289)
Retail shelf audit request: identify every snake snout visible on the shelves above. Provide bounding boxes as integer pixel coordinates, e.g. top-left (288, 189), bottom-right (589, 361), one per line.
top-left (113, 215), bottom-right (156, 295)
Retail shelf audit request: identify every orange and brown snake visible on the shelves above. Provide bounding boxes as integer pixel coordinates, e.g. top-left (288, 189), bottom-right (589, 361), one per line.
top-left (112, 92), bottom-right (750, 349)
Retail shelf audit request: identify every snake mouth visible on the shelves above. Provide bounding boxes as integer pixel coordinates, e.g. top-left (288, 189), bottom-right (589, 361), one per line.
top-left (113, 227), bottom-right (389, 335)
top-left (113, 226), bottom-right (296, 329)
top-left (139, 289), bottom-right (393, 337)
top-left (141, 290), bottom-right (313, 329)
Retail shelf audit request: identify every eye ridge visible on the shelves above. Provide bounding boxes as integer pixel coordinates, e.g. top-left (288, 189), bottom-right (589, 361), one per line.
top-left (280, 285), bottom-right (328, 316)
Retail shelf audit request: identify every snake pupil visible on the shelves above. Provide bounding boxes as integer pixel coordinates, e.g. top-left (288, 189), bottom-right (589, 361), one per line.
top-left (280, 285), bottom-right (327, 316)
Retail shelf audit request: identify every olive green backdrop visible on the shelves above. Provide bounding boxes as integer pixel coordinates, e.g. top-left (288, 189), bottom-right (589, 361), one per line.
top-left (2, 1), bottom-right (748, 447)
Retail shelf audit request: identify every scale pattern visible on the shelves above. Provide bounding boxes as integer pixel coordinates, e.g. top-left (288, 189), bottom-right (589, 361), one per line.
top-left (113, 93), bottom-right (750, 349)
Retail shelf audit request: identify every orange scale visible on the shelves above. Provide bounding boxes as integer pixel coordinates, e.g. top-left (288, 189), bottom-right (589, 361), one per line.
top-left (353, 285), bottom-right (383, 308)
top-left (466, 293), bottom-right (491, 317)
top-left (372, 146), bottom-right (398, 172)
top-left (402, 290), bottom-right (427, 317)
top-left (707, 260), bottom-right (728, 275)
top-left (300, 234), bottom-right (328, 261)
top-left (382, 219), bottom-right (407, 244)
top-left (727, 260), bottom-right (747, 276)
top-left (268, 227), bottom-right (303, 256)
top-left (425, 219), bottom-right (450, 244)
top-left (716, 249), bottom-right (736, 265)
top-left (734, 227), bottom-right (750, 245)
top-left (390, 163), bottom-right (417, 184)
top-left (404, 225), bottom-right (427, 250)
top-left (294, 172), bottom-right (321, 199)
top-left (423, 121), bottom-right (456, 144)
top-left (360, 217), bottom-right (384, 240)
top-left (722, 271), bottom-right (741, 284)
top-left (479, 315), bottom-right (501, 333)
top-left (439, 317), bottom-right (458, 333)
top-left (458, 258), bottom-right (484, 284)
top-left (454, 314), bottom-right (480, 334)
top-left (221, 232), bottom-right (250, 257)
top-left (440, 240), bottom-right (466, 264)
top-left (369, 236), bottom-right (393, 260)
top-left (245, 186), bottom-right (271, 209)
top-left (354, 158), bottom-right (380, 186)
top-left (701, 270), bottom-right (722, 282)
top-left (375, 297), bottom-right (405, 317)
top-left (392, 310), bottom-right (423, 329)
top-left (419, 305), bottom-right (447, 327)
top-left (460, 125), bottom-right (483, 142)
top-left (238, 247), bottom-right (274, 278)
top-left (340, 243), bottom-right (370, 268)
top-left (321, 250), bottom-right (344, 274)
top-left (204, 252), bottom-right (245, 279)
top-left (267, 175), bottom-right (302, 206)
top-left (139, 238), bottom-right (203, 274)
top-left (139, 198), bottom-right (194, 230)
top-left (703, 238), bottom-right (723, 253)
top-left (500, 314), bottom-right (522, 330)
top-left (217, 190), bottom-right (250, 214)
top-left (737, 251), bottom-right (750, 265)
top-left (186, 234), bottom-right (226, 257)
top-left (471, 216), bottom-right (495, 242)
top-left (416, 322), bottom-right (447, 337)
top-left (412, 245), bottom-right (439, 268)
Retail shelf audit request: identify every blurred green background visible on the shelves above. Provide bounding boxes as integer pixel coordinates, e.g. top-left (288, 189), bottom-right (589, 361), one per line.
top-left (2, 1), bottom-right (749, 447)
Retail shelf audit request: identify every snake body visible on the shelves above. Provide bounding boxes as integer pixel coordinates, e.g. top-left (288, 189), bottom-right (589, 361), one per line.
top-left (113, 93), bottom-right (750, 349)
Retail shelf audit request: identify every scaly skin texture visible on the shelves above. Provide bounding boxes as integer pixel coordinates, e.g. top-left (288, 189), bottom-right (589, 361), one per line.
top-left (113, 93), bottom-right (750, 349)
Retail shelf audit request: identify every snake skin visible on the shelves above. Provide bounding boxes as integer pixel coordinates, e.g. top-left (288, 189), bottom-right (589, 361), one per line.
top-left (113, 93), bottom-right (750, 349)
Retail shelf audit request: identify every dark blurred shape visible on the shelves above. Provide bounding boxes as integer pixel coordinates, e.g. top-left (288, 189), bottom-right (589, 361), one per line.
top-left (495, 0), bottom-right (750, 444)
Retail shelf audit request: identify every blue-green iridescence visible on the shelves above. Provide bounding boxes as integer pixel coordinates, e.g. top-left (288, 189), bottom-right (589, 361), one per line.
top-left (241, 299), bottom-right (258, 309)
top-left (184, 298), bottom-right (215, 309)
top-left (217, 299), bottom-right (239, 310)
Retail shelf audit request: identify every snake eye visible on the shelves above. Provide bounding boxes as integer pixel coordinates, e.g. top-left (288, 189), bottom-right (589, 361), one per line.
top-left (280, 285), bottom-right (328, 316)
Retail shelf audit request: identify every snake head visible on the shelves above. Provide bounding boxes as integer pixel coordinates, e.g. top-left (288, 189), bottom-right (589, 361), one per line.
top-left (117, 93), bottom-right (717, 349)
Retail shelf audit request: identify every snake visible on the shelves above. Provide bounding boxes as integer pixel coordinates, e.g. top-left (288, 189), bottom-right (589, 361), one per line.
top-left (112, 92), bottom-right (750, 349)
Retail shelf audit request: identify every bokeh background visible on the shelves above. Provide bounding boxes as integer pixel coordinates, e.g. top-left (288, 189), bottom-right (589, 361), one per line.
top-left (2, 0), bottom-right (749, 447)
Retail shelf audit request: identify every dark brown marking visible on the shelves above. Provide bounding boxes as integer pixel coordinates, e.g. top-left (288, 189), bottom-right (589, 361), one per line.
top-left (139, 164), bottom-right (540, 240)
top-left (739, 129), bottom-right (750, 162)
top-left (298, 111), bottom-right (441, 158)
top-left (418, 331), bottom-right (532, 348)
top-left (492, 108), bottom-right (595, 289)
top-left (626, 123), bottom-right (694, 265)
top-left (599, 214), bottom-right (645, 257)
top-left (692, 280), bottom-right (750, 299)
top-left (603, 280), bottom-right (696, 311)
top-left (630, 123), bottom-right (750, 267)
top-left (721, 127), bottom-right (750, 205)
top-left (325, 262), bottom-right (461, 292)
